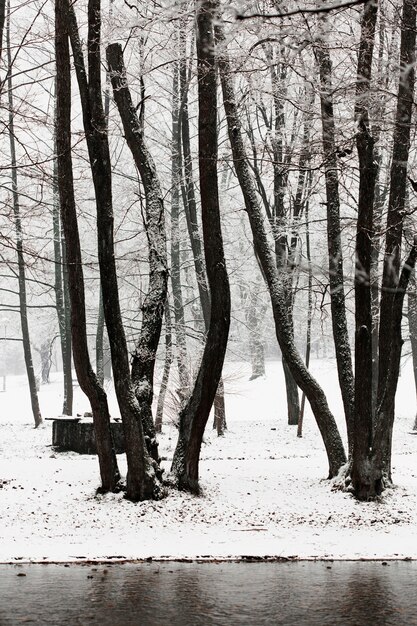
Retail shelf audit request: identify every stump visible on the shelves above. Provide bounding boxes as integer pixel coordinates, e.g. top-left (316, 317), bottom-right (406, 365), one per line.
top-left (52, 418), bottom-right (125, 454)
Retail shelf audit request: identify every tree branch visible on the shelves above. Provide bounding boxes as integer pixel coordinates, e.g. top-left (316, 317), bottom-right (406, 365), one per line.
top-left (236, 0), bottom-right (368, 21)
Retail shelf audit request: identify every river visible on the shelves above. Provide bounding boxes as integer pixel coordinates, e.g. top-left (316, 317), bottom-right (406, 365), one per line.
top-left (0, 560), bottom-right (416, 625)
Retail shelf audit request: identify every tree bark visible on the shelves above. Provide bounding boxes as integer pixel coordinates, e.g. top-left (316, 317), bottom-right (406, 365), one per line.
top-left (55, 0), bottom-right (120, 492)
top-left (216, 20), bottom-right (346, 477)
top-left (171, 0), bottom-right (231, 492)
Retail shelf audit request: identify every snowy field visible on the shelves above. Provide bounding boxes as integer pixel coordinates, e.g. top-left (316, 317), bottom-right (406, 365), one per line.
top-left (1, 358), bottom-right (417, 563)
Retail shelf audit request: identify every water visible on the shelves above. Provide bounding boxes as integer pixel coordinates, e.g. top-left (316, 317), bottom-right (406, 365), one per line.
top-left (0, 561), bottom-right (417, 625)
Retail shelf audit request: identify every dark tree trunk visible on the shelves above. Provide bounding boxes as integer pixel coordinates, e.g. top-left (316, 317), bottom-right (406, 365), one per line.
top-left (351, 0), bottom-right (379, 499)
top-left (216, 21), bottom-right (346, 477)
top-left (67, 0), bottom-right (159, 501)
top-left (61, 237), bottom-right (73, 407)
top-left (7, 10), bottom-right (42, 428)
top-left (178, 18), bottom-right (226, 432)
top-left (315, 36), bottom-right (354, 453)
top-left (107, 42), bottom-right (168, 473)
top-left (375, 0), bottom-right (416, 482)
top-left (55, 0), bottom-right (120, 492)
top-left (171, 0), bottom-right (231, 492)
top-left (95, 287), bottom-right (105, 387)
top-left (374, 240), bottom-right (417, 472)
top-left (408, 270), bottom-right (417, 427)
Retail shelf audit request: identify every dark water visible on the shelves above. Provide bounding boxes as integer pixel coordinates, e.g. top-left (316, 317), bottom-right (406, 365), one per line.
top-left (1, 561), bottom-right (417, 625)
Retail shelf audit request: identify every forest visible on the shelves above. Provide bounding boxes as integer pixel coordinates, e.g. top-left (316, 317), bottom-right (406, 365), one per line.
top-left (1, 0), bottom-right (417, 514)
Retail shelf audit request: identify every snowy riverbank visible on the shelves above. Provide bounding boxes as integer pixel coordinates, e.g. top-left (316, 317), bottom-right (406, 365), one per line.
top-left (1, 359), bottom-right (417, 563)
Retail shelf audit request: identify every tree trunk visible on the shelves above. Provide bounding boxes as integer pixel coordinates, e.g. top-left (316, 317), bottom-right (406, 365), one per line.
top-left (7, 7), bottom-right (42, 428)
top-left (408, 270), bottom-right (417, 427)
top-left (67, 0), bottom-right (159, 501)
top-left (53, 138), bottom-right (73, 414)
top-left (298, 193), bottom-right (313, 438)
top-left (246, 285), bottom-right (266, 380)
top-left (216, 20), bottom-right (346, 477)
top-left (0, 0), bottom-right (5, 61)
top-left (95, 286), bottom-right (105, 387)
top-left (171, 54), bottom-right (190, 399)
top-left (171, 0), bottom-right (231, 492)
top-left (315, 34), bottom-right (354, 453)
top-left (269, 46), bottom-right (300, 426)
top-left (155, 301), bottom-right (173, 433)
top-left (375, 0), bottom-right (416, 482)
top-left (351, 0), bottom-right (379, 499)
top-left (178, 17), bottom-right (227, 432)
top-left (55, 0), bottom-right (120, 492)
top-left (107, 41), bottom-right (168, 474)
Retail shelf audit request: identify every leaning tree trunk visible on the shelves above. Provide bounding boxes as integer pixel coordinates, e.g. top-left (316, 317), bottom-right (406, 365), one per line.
top-left (171, 0), bottom-right (231, 492)
top-left (67, 0), bottom-right (160, 501)
top-left (374, 0), bottom-right (416, 484)
top-left (7, 9), bottom-right (42, 428)
top-left (216, 19), bottom-right (346, 477)
top-left (107, 42), bottom-right (168, 471)
top-left (351, 0), bottom-right (379, 499)
top-left (315, 34), bottom-right (354, 453)
top-left (55, 0), bottom-right (120, 492)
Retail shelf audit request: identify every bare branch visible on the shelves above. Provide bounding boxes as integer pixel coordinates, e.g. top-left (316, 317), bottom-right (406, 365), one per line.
top-left (236, 0), bottom-right (368, 21)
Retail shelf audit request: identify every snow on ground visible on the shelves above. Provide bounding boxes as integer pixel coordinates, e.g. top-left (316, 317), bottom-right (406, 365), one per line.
top-left (0, 358), bottom-right (417, 563)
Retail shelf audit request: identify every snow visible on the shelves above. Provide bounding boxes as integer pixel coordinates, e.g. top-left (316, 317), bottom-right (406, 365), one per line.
top-left (1, 358), bottom-right (417, 564)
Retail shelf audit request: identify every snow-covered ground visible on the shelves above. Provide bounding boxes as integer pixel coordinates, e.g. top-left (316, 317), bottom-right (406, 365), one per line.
top-left (1, 358), bottom-right (417, 563)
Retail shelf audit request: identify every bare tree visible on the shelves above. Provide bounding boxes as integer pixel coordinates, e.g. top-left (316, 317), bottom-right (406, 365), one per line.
top-left (55, 0), bottom-right (120, 492)
top-left (107, 41), bottom-right (168, 470)
top-left (216, 17), bottom-right (347, 478)
top-left (6, 3), bottom-right (41, 428)
top-left (171, 0), bottom-right (231, 492)
top-left (66, 0), bottom-right (160, 501)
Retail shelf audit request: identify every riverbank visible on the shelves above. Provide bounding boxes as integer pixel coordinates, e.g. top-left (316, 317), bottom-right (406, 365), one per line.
top-left (1, 359), bottom-right (417, 563)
